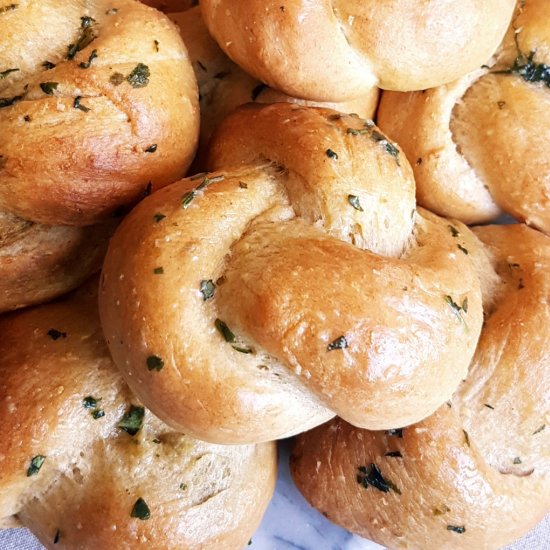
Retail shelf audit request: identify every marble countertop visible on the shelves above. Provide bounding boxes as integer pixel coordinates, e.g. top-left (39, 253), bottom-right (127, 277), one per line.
top-left (1, 439), bottom-right (548, 550)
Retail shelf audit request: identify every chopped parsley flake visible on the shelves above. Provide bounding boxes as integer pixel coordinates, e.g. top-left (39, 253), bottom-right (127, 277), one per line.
top-left (384, 451), bottom-right (403, 458)
top-left (146, 355), bottom-right (164, 372)
top-left (326, 148), bottom-right (338, 160)
top-left (40, 82), bottom-right (58, 95)
top-left (327, 335), bottom-right (348, 351)
top-left (131, 497), bottom-right (151, 520)
top-left (0, 68), bottom-right (19, 79)
top-left (42, 61), bottom-right (56, 70)
top-left (348, 194), bottom-right (363, 211)
top-left (127, 63), bottom-right (150, 88)
top-left (457, 244), bottom-right (468, 255)
top-left (182, 175), bottom-right (225, 209)
top-left (200, 280), bottom-right (215, 301)
top-left (513, 457), bottom-right (522, 464)
top-left (27, 455), bottom-right (46, 477)
top-left (232, 345), bottom-right (253, 354)
top-left (357, 464), bottom-right (401, 494)
top-left (0, 92), bottom-right (25, 109)
top-left (78, 49), bottom-right (97, 69)
top-left (47, 328), bottom-right (67, 340)
top-left (74, 96), bottom-right (90, 112)
top-left (92, 409), bottom-right (105, 419)
top-left (118, 405), bottom-right (145, 436)
top-left (386, 428), bottom-right (404, 438)
top-left (153, 213), bottom-right (166, 223)
top-left (444, 295), bottom-right (468, 322)
top-left (215, 319), bottom-right (236, 343)
top-left (153, 267), bottom-right (164, 274)
top-left (447, 525), bottom-right (466, 534)
top-left (83, 396), bottom-right (99, 409)
top-left (53, 530), bottom-right (60, 544)
top-left (145, 144), bottom-right (157, 153)
top-left (67, 17), bottom-right (97, 60)
top-left (505, 50), bottom-right (550, 88)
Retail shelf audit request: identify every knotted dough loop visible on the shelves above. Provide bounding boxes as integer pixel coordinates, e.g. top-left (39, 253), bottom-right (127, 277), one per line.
top-left (171, 7), bottom-right (378, 161)
top-left (0, 0), bottom-right (199, 226)
top-left (0, 282), bottom-right (276, 549)
top-left (200, 0), bottom-right (515, 100)
top-left (378, 0), bottom-right (550, 232)
top-left (290, 224), bottom-right (550, 550)
top-left (99, 104), bottom-right (484, 444)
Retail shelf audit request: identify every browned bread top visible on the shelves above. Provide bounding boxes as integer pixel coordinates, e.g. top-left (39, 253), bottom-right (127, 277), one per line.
top-left (200, 0), bottom-right (515, 99)
top-left (0, 0), bottom-right (199, 226)
top-left (0, 281), bottom-right (276, 549)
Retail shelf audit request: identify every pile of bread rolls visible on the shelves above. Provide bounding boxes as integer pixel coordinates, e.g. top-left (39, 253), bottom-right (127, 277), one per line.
top-left (0, 1), bottom-right (547, 549)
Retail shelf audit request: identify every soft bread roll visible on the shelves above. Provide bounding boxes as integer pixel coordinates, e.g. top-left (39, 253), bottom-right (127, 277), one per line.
top-left (0, 0), bottom-right (199, 226)
top-left (99, 103), bottom-right (485, 444)
top-left (171, 7), bottom-right (378, 158)
top-left (0, 281), bottom-right (276, 549)
top-left (378, 0), bottom-right (550, 232)
top-left (290, 224), bottom-right (550, 550)
top-left (0, 210), bottom-right (115, 313)
top-left (200, 0), bottom-right (515, 100)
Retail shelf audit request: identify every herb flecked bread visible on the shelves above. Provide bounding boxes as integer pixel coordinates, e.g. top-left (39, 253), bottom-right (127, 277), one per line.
top-left (378, 0), bottom-right (550, 233)
top-left (0, 211), bottom-right (115, 313)
top-left (170, 6), bottom-right (378, 163)
top-left (0, 281), bottom-right (276, 549)
top-left (0, 0), bottom-right (199, 226)
top-left (290, 224), bottom-right (550, 549)
top-left (200, 0), bottom-right (516, 100)
top-left (99, 103), bottom-right (489, 444)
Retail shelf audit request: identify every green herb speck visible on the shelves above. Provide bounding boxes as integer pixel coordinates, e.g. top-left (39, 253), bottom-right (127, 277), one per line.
top-left (146, 355), bottom-right (164, 372)
top-left (200, 280), bottom-right (215, 301)
top-left (348, 195), bottom-right (363, 211)
top-left (27, 455), bottom-right (46, 477)
top-left (127, 63), bottom-right (150, 88)
top-left (118, 405), bottom-right (145, 436)
top-left (40, 82), bottom-right (58, 95)
top-left (131, 497), bottom-right (151, 520)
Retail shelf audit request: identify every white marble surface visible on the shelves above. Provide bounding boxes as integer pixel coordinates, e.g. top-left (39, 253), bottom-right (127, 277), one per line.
top-left (1, 438), bottom-right (548, 550)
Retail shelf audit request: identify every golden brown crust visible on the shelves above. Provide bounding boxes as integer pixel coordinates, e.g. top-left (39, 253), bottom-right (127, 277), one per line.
top-left (0, 210), bottom-right (115, 313)
top-left (0, 282), bottom-right (276, 549)
top-left (200, 0), bottom-right (515, 99)
top-left (290, 224), bottom-right (550, 550)
top-left (172, 7), bottom-right (379, 164)
top-left (378, 0), bottom-right (550, 232)
top-left (99, 103), bottom-right (484, 444)
top-left (0, 0), bottom-right (199, 226)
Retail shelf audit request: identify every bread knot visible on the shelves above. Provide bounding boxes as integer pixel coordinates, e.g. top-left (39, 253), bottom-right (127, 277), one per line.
top-left (99, 103), bottom-right (485, 444)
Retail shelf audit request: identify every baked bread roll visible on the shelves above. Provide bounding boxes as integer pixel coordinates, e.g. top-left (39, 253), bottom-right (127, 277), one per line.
top-left (99, 103), bottom-right (485, 444)
top-left (171, 7), bottom-right (378, 158)
top-left (0, 210), bottom-right (115, 313)
top-left (0, 281), bottom-right (276, 549)
top-left (0, 0), bottom-right (199, 226)
top-left (378, 0), bottom-right (550, 232)
top-left (200, 0), bottom-right (515, 100)
top-left (290, 224), bottom-right (550, 549)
